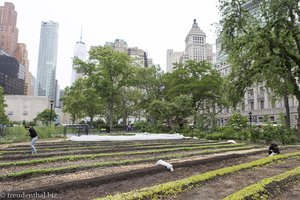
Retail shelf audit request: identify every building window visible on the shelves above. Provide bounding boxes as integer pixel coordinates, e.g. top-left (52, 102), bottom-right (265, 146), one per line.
top-left (23, 111), bottom-right (28, 115)
top-left (259, 87), bottom-right (265, 95)
top-left (7, 111), bottom-right (13, 115)
top-left (248, 89), bottom-right (254, 97)
top-left (250, 102), bottom-right (254, 110)
top-left (241, 102), bottom-right (245, 111)
top-left (260, 100), bottom-right (264, 109)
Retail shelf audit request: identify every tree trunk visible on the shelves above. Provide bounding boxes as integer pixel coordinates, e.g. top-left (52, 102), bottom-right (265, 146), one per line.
top-left (122, 111), bottom-right (127, 130)
top-left (90, 116), bottom-right (94, 125)
top-left (283, 93), bottom-right (291, 128)
top-left (109, 103), bottom-right (113, 131)
top-left (211, 103), bottom-right (216, 128)
top-left (297, 102), bottom-right (300, 138)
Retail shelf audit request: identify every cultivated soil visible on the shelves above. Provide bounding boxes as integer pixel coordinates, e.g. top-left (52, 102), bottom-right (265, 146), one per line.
top-left (0, 139), bottom-right (299, 200)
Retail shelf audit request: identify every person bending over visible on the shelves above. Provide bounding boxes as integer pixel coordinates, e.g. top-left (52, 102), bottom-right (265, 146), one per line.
top-left (268, 143), bottom-right (280, 156)
top-left (25, 125), bottom-right (38, 155)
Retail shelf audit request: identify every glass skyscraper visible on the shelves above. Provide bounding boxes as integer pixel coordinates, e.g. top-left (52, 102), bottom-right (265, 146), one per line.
top-left (35, 21), bottom-right (59, 100)
top-left (71, 32), bottom-right (87, 84)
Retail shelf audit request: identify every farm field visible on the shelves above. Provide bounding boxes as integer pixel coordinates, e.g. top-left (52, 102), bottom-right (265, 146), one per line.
top-left (0, 138), bottom-right (299, 200)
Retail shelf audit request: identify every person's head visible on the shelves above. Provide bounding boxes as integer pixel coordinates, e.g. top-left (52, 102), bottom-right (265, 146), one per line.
top-left (25, 125), bottom-right (32, 129)
top-left (270, 143), bottom-right (278, 148)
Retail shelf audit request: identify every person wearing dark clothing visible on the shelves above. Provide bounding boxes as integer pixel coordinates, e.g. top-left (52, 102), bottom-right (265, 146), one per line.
top-left (268, 143), bottom-right (280, 156)
top-left (25, 125), bottom-right (38, 155)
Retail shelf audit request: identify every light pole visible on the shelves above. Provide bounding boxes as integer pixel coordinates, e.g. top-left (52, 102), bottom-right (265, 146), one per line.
top-left (50, 100), bottom-right (54, 126)
top-left (248, 111), bottom-right (253, 126)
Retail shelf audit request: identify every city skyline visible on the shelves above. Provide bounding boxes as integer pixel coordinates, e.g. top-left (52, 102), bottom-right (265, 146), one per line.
top-left (5, 0), bottom-right (220, 89)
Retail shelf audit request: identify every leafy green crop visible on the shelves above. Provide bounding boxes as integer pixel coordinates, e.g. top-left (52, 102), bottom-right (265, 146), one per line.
top-left (0, 143), bottom-right (245, 167)
top-left (223, 165), bottom-right (300, 200)
top-left (0, 146), bottom-right (256, 179)
top-left (96, 152), bottom-right (300, 200)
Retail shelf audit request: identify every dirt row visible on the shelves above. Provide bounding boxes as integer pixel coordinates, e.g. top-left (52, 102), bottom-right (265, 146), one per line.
top-left (273, 178), bottom-right (300, 200)
top-left (1, 140), bottom-right (297, 200)
top-left (169, 155), bottom-right (300, 200)
top-left (0, 146), bottom-right (261, 176)
top-left (0, 148), bottom-right (273, 198)
top-left (0, 142), bottom-right (227, 161)
top-left (54, 148), bottom-right (300, 200)
top-left (0, 142), bottom-right (242, 161)
top-left (2, 139), bottom-right (211, 149)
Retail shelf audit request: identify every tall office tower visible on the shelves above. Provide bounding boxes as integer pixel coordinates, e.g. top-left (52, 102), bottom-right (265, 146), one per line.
top-left (166, 49), bottom-right (184, 73)
top-left (71, 32), bottom-right (87, 84)
top-left (0, 49), bottom-right (25, 95)
top-left (184, 19), bottom-right (212, 62)
top-left (0, 2), bottom-right (18, 56)
top-left (113, 39), bottom-right (128, 53)
top-left (35, 21), bottom-right (59, 100)
top-left (15, 43), bottom-right (33, 95)
top-left (103, 39), bottom-right (151, 67)
top-left (166, 19), bottom-right (213, 72)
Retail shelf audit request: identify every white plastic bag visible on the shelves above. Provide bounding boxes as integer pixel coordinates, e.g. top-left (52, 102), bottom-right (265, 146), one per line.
top-left (155, 159), bottom-right (174, 171)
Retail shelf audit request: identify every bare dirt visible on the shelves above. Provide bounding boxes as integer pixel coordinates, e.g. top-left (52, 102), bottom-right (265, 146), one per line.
top-left (166, 153), bottom-right (300, 200)
top-left (272, 179), bottom-right (300, 200)
top-left (1, 139), bottom-right (298, 200)
top-left (0, 148), bottom-right (265, 191)
top-left (0, 149), bottom-right (273, 200)
top-left (0, 142), bottom-right (228, 161)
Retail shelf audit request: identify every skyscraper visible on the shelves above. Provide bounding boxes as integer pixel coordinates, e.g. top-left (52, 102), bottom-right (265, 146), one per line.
top-left (184, 19), bottom-right (212, 62)
top-left (71, 31), bottom-right (87, 84)
top-left (167, 19), bottom-right (213, 72)
top-left (0, 2), bottom-right (18, 56)
top-left (15, 43), bottom-right (33, 95)
top-left (103, 39), bottom-right (152, 68)
top-left (35, 21), bottom-right (59, 100)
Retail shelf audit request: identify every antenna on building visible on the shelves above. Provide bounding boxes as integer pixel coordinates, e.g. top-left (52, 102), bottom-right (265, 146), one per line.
top-left (80, 25), bottom-right (83, 42)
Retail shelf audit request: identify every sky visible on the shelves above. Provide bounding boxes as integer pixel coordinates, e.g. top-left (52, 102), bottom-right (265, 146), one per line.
top-left (6, 0), bottom-right (220, 89)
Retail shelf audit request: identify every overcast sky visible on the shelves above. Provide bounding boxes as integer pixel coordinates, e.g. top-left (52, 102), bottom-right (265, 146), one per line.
top-left (6, 0), bottom-right (220, 89)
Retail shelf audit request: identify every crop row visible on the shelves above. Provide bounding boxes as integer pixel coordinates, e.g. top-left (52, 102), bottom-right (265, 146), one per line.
top-left (0, 142), bottom-right (227, 154)
top-left (0, 146), bottom-right (257, 180)
top-left (3, 139), bottom-right (212, 150)
top-left (0, 143), bottom-right (245, 167)
top-left (97, 151), bottom-right (300, 200)
top-left (223, 165), bottom-right (300, 200)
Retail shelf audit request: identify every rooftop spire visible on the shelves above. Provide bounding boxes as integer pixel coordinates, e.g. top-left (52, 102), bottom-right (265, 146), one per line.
top-left (80, 25), bottom-right (83, 42)
top-left (76, 26), bottom-right (85, 44)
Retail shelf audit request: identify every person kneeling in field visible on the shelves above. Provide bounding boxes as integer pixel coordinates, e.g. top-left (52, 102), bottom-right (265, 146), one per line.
top-left (268, 143), bottom-right (280, 156)
top-left (25, 125), bottom-right (38, 155)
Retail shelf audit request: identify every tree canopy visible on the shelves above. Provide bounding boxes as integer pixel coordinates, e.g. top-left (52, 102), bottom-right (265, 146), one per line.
top-left (218, 0), bottom-right (300, 135)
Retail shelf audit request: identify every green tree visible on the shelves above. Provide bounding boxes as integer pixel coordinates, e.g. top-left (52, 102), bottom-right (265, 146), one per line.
top-left (61, 85), bottom-right (85, 124)
top-left (0, 87), bottom-right (8, 124)
top-left (130, 65), bottom-right (165, 118)
top-left (62, 78), bottom-right (105, 125)
top-left (73, 46), bottom-right (132, 130)
top-left (163, 60), bottom-right (226, 128)
top-left (219, 0), bottom-right (300, 136)
top-left (34, 109), bottom-right (58, 125)
top-left (115, 86), bottom-right (144, 129)
top-left (147, 95), bottom-right (194, 129)
top-left (228, 112), bottom-right (248, 132)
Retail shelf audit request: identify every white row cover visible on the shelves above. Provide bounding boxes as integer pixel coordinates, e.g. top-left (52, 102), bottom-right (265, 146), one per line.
top-left (68, 133), bottom-right (186, 141)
